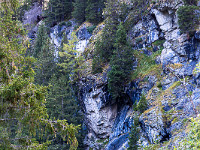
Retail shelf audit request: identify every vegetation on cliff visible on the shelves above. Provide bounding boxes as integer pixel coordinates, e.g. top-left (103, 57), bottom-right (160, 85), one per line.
top-left (2, 0), bottom-right (200, 149)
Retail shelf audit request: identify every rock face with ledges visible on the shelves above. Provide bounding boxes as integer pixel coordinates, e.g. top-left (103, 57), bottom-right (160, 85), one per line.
top-left (46, 0), bottom-right (200, 149)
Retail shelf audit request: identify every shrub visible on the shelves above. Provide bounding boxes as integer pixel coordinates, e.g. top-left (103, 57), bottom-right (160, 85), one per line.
top-left (66, 21), bottom-right (72, 27)
top-left (176, 116), bottom-right (200, 149)
top-left (59, 21), bottom-right (67, 27)
top-left (177, 5), bottom-right (200, 34)
top-left (87, 25), bottom-right (96, 34)
top-left (137, 94), bottom-right (148, 113)
top-left (74, 25), bottom-right (79, 31)
top-left (183, 0), bottom-right (197, 5)
top-left (128, 116), bottom-right (140, 150)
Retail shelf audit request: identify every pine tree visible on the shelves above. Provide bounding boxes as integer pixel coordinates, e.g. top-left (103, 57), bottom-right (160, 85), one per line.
top-left (47, 73), bottom-right (85, 149)
top-left (177, 5), bottom-right (199, 34)
top-left (0, 1), bottom-right (78, 149)
top-left (108, 22), bottom-right (133, 100)
top-left (45, 0), bottom-right (73, 26)
top-left (128, 116), bottom-right (140, 150)
top-left (45, 32), bottom-right (86, 149)
top-left (85, 0), bottom-right (105, 24)
top-left (72, 0), bottom-right (87, 24)
top-left (92, 0), bottom-right (121, 73)
top-left (33, 23), bottom-right (56, 86)
top-left (58, 32), bottom-right (85, 84)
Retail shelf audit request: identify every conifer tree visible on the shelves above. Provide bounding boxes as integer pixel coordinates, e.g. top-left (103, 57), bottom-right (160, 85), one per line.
top-left (85, 0), bottom-right (105, 24)
top-left (108, 22), bottom-right (133, 100)
top-left (92, 0), bottom-right (121, 73)
top-left (47, 73), bottom-right (85, 149)
top-left (128, 116), bottom-right (140, 150)
top-left (33, 23), bottom-right (56, 86)
top-left (58, 32), bottom-right (85, 84)
top-left (45, 32), bottom-right (86, 149)
top-left (0, 1), bottom-right (78, 149)
top-left (72, 0), bottom-right (87, 24)
top-left (45, 0), bottom-right (73, 26)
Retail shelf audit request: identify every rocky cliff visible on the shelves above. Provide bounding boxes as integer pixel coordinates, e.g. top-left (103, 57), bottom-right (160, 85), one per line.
top-left (77, 0), bottom-right (200, 149)
top-left (25, 1), bottom-right (200, 149)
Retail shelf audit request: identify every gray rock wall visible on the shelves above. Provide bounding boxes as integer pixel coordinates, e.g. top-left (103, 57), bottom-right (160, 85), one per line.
top-left (80, 0), bottom-right (200, 149)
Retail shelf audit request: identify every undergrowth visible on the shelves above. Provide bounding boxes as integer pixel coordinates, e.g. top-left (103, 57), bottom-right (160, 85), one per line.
top-left (131, 49), bottom-right (162, 80)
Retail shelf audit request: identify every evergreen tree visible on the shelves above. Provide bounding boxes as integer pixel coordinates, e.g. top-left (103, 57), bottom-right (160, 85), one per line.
top-left (85, 0), bottom-right (105, 24)
top-left (92, 0), bottom-right (121, 73)
top-left (72, 0), bottom-right (87, 24)
top-left (0, 1), bottom-right (78, 149)
top-left (45, 32), bottom-right (86, 149)
top-left (33, 23), bottom-right (56, 86)
top-left (108, 22), bottom-right (133, 100)
top-left (128, 116), bottom-right (140, 150)
top-left (177, 5), bottom-right (199, 34)
top-left (45, 0), bottom-right (73, 26)
top-left (47, 73), bottom-right (85, 149)
top-left (58, 32), bottom-right (85, 84)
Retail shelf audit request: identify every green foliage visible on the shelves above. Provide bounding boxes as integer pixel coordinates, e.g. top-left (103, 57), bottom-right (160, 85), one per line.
top-left (72, 0), bottom-right (87, 24)
top-left (92, 0), bottom-right (122, 73)
top-left (132, 49), bottom-right (162, 80)
top-left (108, 23), bottom-right (133, 100)
top-left (193, 62), bottom-right (200, 74)
top-left (183, 0), bottom-right (197, 5)
top-left (87, 25), bottom-right (96, 34)
top-left (67, 21), bottom-right (73, 27)
top-left (85, 0), bottom-right (105, 24)
top-left (128, 116), bottom-right (140, 150)
top-left (45, 0), bottom-right (73, 26)
top-left (46, 73), bottom-right (86, 150)
top-left (33, 23), bottom-right (56, 86)
top-left (0, 1), bottom-right (78, 149)
top-left (58, 32), bottom-right (85, 83)
top-left (92, 53), bottom-right (103, 74)
top-left (176, 116), bottom-right (200, 149)
top-left (133, 101), bottom-right (138, 111)
top-left (74, 25), bottom-right (80, 31)
top-left (124, 0), bottom-right (150, 30)
top-left (57, 32), bottom-right (86, 149)
top-left (177, 5), bottom-right (200, 34)
top-left (72, 0), bottom-right (105, 24)
top-left (59, 21), bottom-right (67, 27)
top-left (137, 94), bottom-right (148, 113)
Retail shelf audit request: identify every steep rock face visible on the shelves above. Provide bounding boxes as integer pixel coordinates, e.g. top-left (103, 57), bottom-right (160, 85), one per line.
top-left (50, 21), bottom-right (92, 58)
top-left (80, 0), bottom-right (200, 149)
top-left (80, 71), bottom-right (141, 149)
top-left (46, 0), bottom-right (200, 149)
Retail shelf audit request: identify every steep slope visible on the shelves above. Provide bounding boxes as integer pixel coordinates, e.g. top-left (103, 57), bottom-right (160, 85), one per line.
top-left (77, 0), bottom-right (200, 149)
top-left (28, 0), bottom-right (200, 149)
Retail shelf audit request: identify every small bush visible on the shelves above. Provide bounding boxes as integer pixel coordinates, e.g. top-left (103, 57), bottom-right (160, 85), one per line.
top-left (74, 25), bottom-right (79, 31)
top-left (87, 25), bottom-right (96, 34)
top-left (66, 21), bottom-right (72, 27)
top-left (157, 82), bottom-right (162, 90)
top-left (183, 0), bottom-right (197, 5)
top-left (137, 94), bottom-right (148, 113)
top-left (131, 49), bottom-right (162, 80)
top-left (177, 5), bottom-right (200, 34)
top-left (128, 116), bottom-right (140, 150)
top-left (135, 37), bottom-right (143, 44)
top-left (59, 21), bottom-right (67, 27)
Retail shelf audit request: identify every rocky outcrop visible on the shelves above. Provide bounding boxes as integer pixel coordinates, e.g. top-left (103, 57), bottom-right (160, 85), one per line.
top-left (46, 0), bottom-right (200, 149)
top-left (80, 0), bottom-right (200, 149)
